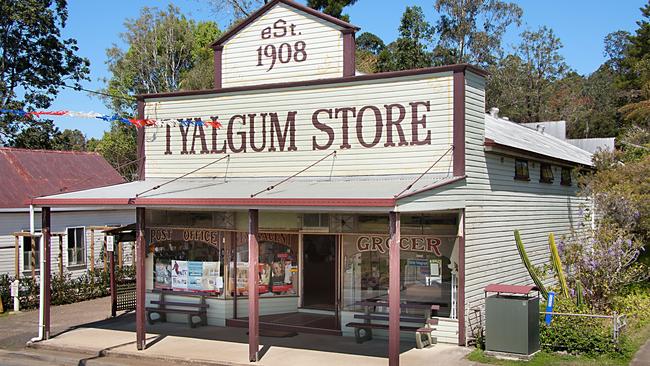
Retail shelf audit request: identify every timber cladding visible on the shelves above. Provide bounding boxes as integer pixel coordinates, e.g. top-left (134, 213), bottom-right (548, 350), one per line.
top-left (143, 73), bottom-right (455, 179)
top-left (221, 2), bottom-right (345, 87)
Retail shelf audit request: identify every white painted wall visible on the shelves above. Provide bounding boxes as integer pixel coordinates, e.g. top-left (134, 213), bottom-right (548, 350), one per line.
top-left (397, 71), bottom-right (587, 343)
top-left (0, 209), bottom-right (135, 278)
top-left (222, 2), bottom-right (344, 87)
top-left (144, 73), bottom-right (454, 178)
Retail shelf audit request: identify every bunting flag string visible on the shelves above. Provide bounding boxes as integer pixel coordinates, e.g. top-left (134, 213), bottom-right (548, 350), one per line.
top-left (0, 109), bottom-right (222, 129)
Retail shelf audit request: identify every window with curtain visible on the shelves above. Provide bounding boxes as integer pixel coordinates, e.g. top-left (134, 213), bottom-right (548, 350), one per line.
top-left (540, 163), bottom-right (554, 183)
top-left (514, 159), bottom-right (530, 180)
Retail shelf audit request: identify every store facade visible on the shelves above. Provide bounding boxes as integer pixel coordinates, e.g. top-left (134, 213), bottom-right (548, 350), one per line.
top-left (31, 1), bottom-right (593, 365)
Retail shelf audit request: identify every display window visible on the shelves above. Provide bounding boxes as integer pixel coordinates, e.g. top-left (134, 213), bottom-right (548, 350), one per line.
top-left (230, 232), bottom-right (299, 297)
top-left (341, 234), bottom-right (458, 317)
top-left (150, 228), bottom-right (226, 296)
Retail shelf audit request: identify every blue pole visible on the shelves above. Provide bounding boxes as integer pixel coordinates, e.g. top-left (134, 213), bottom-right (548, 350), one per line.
top-left (545, 291), bottom-right (555, 325)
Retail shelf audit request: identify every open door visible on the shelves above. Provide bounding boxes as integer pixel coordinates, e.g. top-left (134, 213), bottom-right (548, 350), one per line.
top-left (302, 234), bottom-right (337, 310)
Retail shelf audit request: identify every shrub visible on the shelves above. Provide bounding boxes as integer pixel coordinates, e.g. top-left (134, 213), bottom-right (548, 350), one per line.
top-left (559, 222), bottom-right (648, 311)
top-left (0, 266), bottom-right (135, 312)
top-left (540, 297), bottom-right (619, 356)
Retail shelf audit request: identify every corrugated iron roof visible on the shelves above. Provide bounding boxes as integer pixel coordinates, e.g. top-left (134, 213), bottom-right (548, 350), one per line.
top-left (485, 115), bottom-right (593, 166)
top-left (31, 174), bottom-right (464, 209)
top-left (0, 147), bottom-right (125, 209)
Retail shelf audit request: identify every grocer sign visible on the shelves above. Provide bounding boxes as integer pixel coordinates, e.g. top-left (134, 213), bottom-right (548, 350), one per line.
top-left (163, 100), bottom-right (435, 155)
top-left (354, 235), bottom-right (443, 256)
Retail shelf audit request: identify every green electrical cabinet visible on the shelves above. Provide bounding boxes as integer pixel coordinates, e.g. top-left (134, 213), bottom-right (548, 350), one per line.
top-left (484, 284), bottom-right (540, 356)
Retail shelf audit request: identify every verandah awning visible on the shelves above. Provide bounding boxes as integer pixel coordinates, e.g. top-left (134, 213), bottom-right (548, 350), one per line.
top-left (30, 174), bottom-right (465, 211)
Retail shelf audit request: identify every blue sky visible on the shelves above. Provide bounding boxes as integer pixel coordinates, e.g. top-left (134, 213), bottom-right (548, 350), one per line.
top-left (48, 0), bottom-right (647, 139)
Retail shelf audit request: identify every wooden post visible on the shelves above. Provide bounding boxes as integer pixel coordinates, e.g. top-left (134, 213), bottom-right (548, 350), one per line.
top-left (14, 236), bottom-right (19, 279)
top-left (118, 241), bottom-right (123, 269)
top-left (90, 229), bottom-right (95, 271)
top-left (58, 235), bottom-right (63, 277)
top-left (103, 234), bottom-right (108, 273)
top-left (30, 237), bottom-right (36, 280)
top-left (248, 209), bottom-right (259, 362)
top-left (388, 211), bottom-right (401, 366)
top-left (135, 207), bottom-right (146, 350)
top-left (42, 207), bottom-right (51, 339)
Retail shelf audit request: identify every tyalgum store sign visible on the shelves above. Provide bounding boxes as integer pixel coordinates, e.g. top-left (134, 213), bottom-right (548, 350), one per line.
top-left (164, 101), bottom-right (436, 155)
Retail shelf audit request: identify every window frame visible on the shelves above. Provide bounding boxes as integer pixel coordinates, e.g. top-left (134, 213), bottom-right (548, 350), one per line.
top-left (539, 163), bottom-right (554, 184)
top-left (561, 167), bottom-right (572, 186)
top-left (22, 233), bottom-right (41, 273)
top-left (66, 226), bottom-right (87, 267)
top-left (514, 159), bottom-right (530, 181)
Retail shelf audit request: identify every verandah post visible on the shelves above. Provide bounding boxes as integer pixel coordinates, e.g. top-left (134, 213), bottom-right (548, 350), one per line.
top-left (388, 211), bottom-right (401, 366)
top-left (248, 209), bottom-right (260, 362)
top-left (42, 207), bottom-right (51, 339)
top-left (135, 207), bottom-right (146, 350)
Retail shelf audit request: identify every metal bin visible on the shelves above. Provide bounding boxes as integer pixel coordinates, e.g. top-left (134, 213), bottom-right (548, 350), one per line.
top-left (484, 284), bottom-right (540, 356)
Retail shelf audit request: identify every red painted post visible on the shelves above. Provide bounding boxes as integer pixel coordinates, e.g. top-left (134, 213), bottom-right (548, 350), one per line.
top-left (42, 207), bottom-right (51, 339)
top-left (388, 211), bottom-right (401, 366)
top-left (248, 209), bottom-right (259, 362)
top-left (136, 207), bottom-right (146, 350)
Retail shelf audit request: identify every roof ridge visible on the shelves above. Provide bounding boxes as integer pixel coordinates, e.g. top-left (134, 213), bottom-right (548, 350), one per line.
top-left (0, 147), bottom-right (101, 155)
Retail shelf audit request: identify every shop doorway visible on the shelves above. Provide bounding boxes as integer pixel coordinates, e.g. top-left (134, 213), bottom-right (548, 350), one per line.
top-left (302, 234), bottom-right (337, 310)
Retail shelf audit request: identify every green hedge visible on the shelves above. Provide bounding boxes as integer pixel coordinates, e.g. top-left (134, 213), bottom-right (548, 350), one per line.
top-left (540, 298), bottom-right (618, 356)
top-left (0, 266), bottom-right (135, 312)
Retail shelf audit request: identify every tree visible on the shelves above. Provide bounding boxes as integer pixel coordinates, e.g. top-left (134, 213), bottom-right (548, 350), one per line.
top-left (306, 0), bottom-right (358, 22)
top-left (181, 22), bottom-right (223, 90)
top-left (53, 129), bottom-right (87, 151)
top-left (356, 32), bottom-right (385, 55)
top-left (618, 2), bottom-right (650, 127)
top-left (104, 5), bottom-right (220, 115)
top-left (90, 123), bottom-right (138, 181)
top-left (11, 121), bottom-right (87, 150)
top-left (206, 0), bottom-right (262, 22)
top-left (434, 0), bottom-right (522, 67)
top-left (0, 0), bottom-right (90, 145)
top-left (376, 6), bottom-right (433, 72)
top-left (486, 26), bottom-right (568, 123)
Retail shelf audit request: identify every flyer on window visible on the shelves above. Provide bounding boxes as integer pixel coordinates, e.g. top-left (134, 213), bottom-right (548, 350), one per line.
top-left (171, 260), bottom-right (188, 290)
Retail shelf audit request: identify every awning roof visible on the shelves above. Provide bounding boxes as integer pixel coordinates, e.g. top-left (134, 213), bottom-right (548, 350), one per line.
top-left (31, 175), bottom-right (465, 210)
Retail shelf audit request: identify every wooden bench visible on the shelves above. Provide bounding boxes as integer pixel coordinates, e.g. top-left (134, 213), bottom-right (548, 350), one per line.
top-left (146, 290), bottom-right (209, 328)
top-left (346, 300), bottom-right (440, 348)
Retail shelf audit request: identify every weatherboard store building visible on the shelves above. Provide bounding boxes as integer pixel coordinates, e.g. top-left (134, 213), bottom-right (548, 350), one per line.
top-left (31, 0), bottom-right (591, 364)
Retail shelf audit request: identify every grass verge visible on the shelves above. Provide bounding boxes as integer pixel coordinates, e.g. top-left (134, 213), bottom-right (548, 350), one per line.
top-left (467, 321), bottom-right (650, 366)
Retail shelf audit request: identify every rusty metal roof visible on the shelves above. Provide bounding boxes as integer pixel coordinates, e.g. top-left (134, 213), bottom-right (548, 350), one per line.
top-left (0, 147), bottom-right (125, 209)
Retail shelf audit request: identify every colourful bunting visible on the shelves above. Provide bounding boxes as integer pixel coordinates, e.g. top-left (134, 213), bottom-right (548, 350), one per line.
top-left (0, 109), bottom-right (222, 129)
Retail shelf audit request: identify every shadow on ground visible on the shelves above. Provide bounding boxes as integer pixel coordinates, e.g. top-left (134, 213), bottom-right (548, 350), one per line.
top-left (55, 312), bottom-right (416, 358)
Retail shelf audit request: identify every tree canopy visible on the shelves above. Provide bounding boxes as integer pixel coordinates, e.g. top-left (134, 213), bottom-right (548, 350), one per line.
top-left (0, 0), bottom-right (89, 146)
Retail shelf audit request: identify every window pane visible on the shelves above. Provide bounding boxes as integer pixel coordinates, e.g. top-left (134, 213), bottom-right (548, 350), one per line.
top-left (515, 159), bottom-right (529, 179)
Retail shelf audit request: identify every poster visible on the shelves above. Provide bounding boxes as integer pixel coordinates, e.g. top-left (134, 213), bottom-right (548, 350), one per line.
top-left (154, 258), bottom-right (172, 289)
top-left (201, 261), bottom-right (221, 292)
top-left (171, 260), bottom-right (188, 290)
top-left (188, 261), bottom-right (203, 291)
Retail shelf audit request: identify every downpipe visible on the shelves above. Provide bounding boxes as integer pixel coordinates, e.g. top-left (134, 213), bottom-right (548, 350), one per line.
top-left (29, 205), bottom-right (44, 343)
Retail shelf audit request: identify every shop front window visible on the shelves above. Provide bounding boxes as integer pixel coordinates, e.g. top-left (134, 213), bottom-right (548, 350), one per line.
top-left (342, 234), bottom-right (458, 318)
top-left (151, 228), bottom-right (226, 296)
top-left (231, 233), bottom-right (299, 297)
